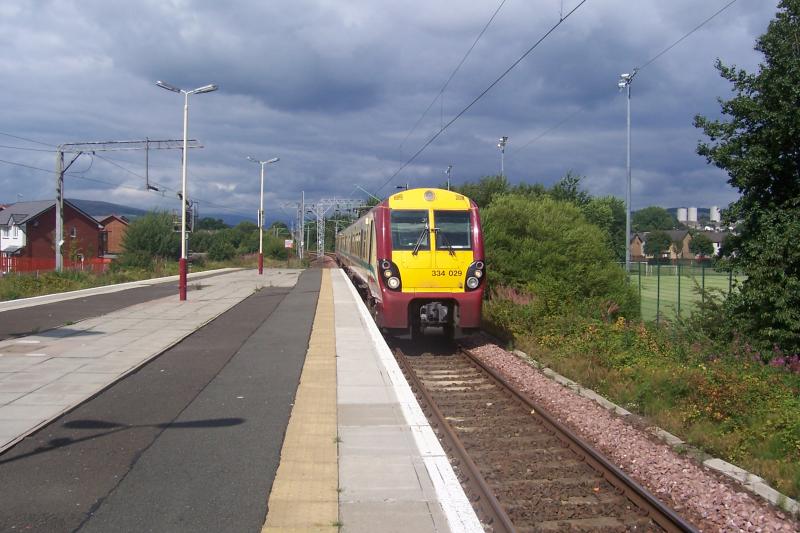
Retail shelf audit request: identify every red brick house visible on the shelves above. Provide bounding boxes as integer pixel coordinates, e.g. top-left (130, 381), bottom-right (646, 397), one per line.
top-left (95, 215), bottom-right (129, 256)
top-left (0, 200), bottom-right (104, 264)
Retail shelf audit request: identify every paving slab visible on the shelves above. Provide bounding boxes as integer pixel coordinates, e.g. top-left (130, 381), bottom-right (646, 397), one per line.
top-left (332, 269), bottom-right (482, 533)
top-left (0, 268), bottom-right (301, 453)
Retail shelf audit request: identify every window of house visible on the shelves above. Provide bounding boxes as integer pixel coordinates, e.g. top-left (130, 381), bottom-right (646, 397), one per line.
top-left (70, 226), bottom-right (77, 238)
top-left (2, 227), bottom-right (8, 238)
top-left (12, 225), bottom-right (18, 238)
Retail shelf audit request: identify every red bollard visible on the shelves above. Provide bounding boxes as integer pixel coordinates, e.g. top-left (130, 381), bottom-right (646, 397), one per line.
top-left (258, 253), bottom-right (264, 275)
top-left (179, 257), bottom-right (187, 301)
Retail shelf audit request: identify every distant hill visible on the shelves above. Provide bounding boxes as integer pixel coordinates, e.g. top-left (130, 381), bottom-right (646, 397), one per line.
top-left (68, 199), bottom-right (149, 220)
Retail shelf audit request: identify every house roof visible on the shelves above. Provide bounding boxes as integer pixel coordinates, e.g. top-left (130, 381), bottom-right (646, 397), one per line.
top-left (635, 230), bottom-right (690, 242)
top-left (699, 230), bottom-right (730, 243)
top-left (0, 200), bottom-right (56, 226)
top-left (0, 200), bottom-right (101, 228)
top-left (94, 214), bottom-right (129, 225)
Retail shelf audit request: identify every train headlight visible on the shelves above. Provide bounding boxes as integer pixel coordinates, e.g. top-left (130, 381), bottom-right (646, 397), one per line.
top-left (383, 269), bottom-right (392, 278)
top-left (381, 260), bottom-right (391, 270)
top-left (387, 276), bottom-right (401, 289)
top-left (465, 260), bottom-right (485, 291)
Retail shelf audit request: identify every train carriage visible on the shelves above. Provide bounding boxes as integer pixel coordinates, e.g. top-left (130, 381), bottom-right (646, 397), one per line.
top-left (335, 187), bottom-right (485, 338)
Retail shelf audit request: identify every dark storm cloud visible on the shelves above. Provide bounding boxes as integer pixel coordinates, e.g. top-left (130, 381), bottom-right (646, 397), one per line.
top-left (0, 0), bottom-right (781, 221)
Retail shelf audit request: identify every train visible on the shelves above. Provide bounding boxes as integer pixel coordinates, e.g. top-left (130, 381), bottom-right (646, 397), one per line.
top-left (335, 187), bottom-right (485, 339)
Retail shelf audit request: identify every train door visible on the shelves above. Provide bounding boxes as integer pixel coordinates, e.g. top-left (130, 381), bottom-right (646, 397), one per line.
top-left (389, 209), bottom-right (432, 289)
top-left (429, 209), bottom-right (472, 290)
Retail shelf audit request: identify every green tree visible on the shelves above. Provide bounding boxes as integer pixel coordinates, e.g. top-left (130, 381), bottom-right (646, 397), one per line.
top-left (197, 217), bottom-right (227, 230)
top-left (548, 171), bottom-right (590, 206)
top-left (582, 196), bottom-right (626, 261)
top-left (119, 211), bottom-right (180, 268)
top-left (689, 232), bottom-right (715, 258)
top-left (482, 194), bottom-right (637, 318)
top-left (632, 206), bottom-right (679, 232)
top-left (452, 175), bottom-right (509, 208)
top-left (694, 0), bottom-right (800, 350)
top-left (644, 231), bottom-right (672, 259)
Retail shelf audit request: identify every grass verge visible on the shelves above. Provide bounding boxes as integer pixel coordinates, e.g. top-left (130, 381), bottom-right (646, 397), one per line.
top-left (0, 255), bottom-right (306, 302)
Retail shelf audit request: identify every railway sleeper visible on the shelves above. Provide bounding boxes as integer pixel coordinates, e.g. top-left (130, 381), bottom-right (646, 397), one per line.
top-left (524, 516), bottom-right (654, 533)
top-left (470, 447), bottom-right (576, 462)
top-left (504, 500), bottom-right (651, 525)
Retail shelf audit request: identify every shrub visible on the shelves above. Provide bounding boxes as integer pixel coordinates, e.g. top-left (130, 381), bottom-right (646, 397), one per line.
top-left (482, 194), bottom-right (638, 322)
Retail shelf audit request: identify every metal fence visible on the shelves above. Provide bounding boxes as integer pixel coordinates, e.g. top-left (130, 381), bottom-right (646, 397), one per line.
top-left (0, 256), bottom-right (111, 275)
top-left (624, 261), bottom-right (742, 323)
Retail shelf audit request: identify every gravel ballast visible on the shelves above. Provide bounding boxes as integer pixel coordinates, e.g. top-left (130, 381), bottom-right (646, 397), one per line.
top-left (463, 337), bottom-right (800, 532)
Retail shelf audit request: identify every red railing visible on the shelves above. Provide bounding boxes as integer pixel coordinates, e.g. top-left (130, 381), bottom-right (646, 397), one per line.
top-left (0, 256), bottom-right (111, 274)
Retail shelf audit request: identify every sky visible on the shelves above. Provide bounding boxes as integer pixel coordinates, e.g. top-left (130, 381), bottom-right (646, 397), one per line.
top-left (0, 0), bottom-right (780, 224)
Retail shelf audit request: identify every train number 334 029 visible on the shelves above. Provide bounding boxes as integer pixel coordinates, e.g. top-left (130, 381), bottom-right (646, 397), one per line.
top-left (431, 269), bottom-right (463, 277)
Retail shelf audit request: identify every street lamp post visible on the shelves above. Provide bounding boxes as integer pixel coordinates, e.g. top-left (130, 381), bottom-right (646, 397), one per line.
top-left (247, 156), bottom-right (280, 275)
top-left (497, 136), bottom-right (508, 177)
top-left (156, 80), bottom-right (218, 301)
top-left (445, 165), bottom-right (452, 190)
top-left (618, 69), bottom-right (637, 275)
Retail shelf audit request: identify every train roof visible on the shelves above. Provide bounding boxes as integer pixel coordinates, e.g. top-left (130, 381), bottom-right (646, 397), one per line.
top-left (383, 188), bottom-right (474, 210)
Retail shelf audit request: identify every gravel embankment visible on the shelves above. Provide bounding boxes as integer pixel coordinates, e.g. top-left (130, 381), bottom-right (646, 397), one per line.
top-left (463, 337), bottom-right (800, 532)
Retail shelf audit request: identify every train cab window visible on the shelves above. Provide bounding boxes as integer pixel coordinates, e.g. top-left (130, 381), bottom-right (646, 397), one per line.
top-left (391, 210), bottom-right (429, 251)
top-left (434, 210), bottom-right (471, 250)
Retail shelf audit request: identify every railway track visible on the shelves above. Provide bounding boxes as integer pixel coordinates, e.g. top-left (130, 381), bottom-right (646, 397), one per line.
top-left (392, 341), bottom-right (697, 533)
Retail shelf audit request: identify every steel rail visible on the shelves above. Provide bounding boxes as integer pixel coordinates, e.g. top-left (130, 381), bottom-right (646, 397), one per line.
top-left (459, 346), bottom-right (699, 533)
top-left (394, 347), bottom-right (516, 533)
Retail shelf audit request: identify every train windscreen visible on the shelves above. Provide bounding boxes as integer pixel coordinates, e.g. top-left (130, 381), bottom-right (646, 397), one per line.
top-left (391, 210), bottom-right (429, 250)
top-left (434, 210), bottom-right (471, 250)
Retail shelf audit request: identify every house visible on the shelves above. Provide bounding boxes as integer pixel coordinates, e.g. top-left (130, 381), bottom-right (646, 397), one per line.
top-left (697, 230), bottom-right (730, 257)
top-left (95, 214), bottom-right (129, 256)
top-left (0, 200), bottom-right (104, 265)
top-left (630, 230), bottom-right (692, 261)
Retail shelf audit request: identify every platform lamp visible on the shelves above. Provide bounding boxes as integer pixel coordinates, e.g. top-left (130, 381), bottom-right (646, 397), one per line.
top-left (156, 80), bottom-right (218, 300)
top-left (247, 156), bottom-right (280, 274)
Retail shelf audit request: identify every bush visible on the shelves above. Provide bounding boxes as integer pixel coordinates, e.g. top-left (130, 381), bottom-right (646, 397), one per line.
top-left (119, 212), bottom-right (179, 266)
top-left (482, 194), bottom-right (638, 322)
top-left (207, 239), bottom-right (236, 261)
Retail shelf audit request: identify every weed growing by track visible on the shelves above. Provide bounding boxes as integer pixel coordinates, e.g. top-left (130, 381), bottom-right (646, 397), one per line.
top-left (484, 298), bottom-right (800, 500)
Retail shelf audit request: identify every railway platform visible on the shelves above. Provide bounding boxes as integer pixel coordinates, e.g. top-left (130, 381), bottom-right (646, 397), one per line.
top-left (0, 266), bottom-right (481, 532)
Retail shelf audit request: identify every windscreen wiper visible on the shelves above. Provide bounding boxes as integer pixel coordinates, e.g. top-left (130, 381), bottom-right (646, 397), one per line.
top-left (412, 223), bottom-right (429, 256)
top-left (434, 228), bottom-right (456, 256)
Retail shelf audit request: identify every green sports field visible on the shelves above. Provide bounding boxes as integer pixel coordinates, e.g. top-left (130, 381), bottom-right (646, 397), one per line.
top-left (628, 266), bottom-right (743, 322)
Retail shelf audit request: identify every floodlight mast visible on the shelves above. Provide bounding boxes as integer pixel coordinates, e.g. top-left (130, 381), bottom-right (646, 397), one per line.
top-left (156, 80), bottom-right (218, 300)
top-left (497, 136), bottom-right (508, 176)
top-left (618, 68), bottom-right (638, 276)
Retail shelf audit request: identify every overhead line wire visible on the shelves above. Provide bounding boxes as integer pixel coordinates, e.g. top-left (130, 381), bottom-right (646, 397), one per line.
top-left (0, 131), bottom-right (55, 147)
top-left (398, 0), bottom-right (509, 152)
top-left (377, 0), bottom-right (589, 193)
top-left (509, 0), bottom-right (741, 158)
top-left (638, 0), bottom-right (740, 72)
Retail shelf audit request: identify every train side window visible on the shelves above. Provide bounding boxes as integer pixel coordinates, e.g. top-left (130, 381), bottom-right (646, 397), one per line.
top-left (390, 210), bottom-right (429, 251)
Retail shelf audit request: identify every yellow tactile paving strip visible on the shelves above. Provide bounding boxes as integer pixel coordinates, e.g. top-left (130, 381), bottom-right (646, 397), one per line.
top-left (262, 269), bottom-right (339, 532)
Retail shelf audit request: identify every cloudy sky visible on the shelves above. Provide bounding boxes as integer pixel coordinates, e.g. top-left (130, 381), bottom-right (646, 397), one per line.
top-left (0, 0), bottom-right (778, 223)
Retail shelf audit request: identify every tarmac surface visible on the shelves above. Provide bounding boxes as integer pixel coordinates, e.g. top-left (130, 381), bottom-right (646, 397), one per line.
top-left (0, 265), bottom-right (481, 532)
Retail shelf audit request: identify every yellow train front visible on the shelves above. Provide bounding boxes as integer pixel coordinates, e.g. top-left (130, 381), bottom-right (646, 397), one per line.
top-left (336, 187), bottom-right (485, 339)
